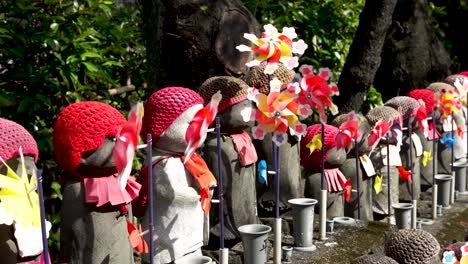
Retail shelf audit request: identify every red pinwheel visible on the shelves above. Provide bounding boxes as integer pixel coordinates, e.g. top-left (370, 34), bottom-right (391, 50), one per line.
top-left (127, 220), bottom-right (149, 253)
top-left (185, 91), bottom-right (222, 162)
top-left (297, 67), bottom-right (339, 123)
top-left (344, 178), bottom-right (352, 203)
top-left (335, 112), bottom-right (359, 151)
top-left (398, 166), bottom-right (412, 184)
top-left (114, 103), bottom-right (144, 190)
top-left (368, 120), bottom-right (393, 154)
top-left (416, 99), bottom-right (429, 138)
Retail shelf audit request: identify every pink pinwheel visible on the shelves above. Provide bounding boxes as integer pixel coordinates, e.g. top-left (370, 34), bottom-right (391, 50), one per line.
top-left (435, 89), bottom-right (460, 119)
top-left (416, 99), bottom-right (429, 138)
top-left (114, 102), bottom-right (144, 190)
top-left (368, 119), bottom-right (393, 154)
top-left (297, 66), bottom-right (339, 123)
top-left (236, 24), bottom-right (307, 70)
top-left (185, 91), bottom-right (222, 161)
top-left (335, 112), bottom-right (359, 151)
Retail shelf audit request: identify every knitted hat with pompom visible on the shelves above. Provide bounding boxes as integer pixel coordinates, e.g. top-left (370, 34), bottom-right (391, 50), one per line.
top-left (300, 124), bottom-right (339, 172)
top-left (0, 118), bottom-right (38, 162)
top-left (141, 87), bottom-right (204, 144)
top-left (52, 101), bottom-right (126, 176)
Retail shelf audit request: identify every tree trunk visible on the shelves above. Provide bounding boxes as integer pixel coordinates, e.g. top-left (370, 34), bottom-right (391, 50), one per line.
top-left (336, 0), bottom-right (398, 113)
top-left (447, 0), bottom-right (468, 72)
top-left (143, 0), bottom-right (259, 91)
top-left (374, 0), bottom-right (451, 101)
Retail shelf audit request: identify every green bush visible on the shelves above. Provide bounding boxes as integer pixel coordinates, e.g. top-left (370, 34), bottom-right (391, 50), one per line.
top-left (0, 0), bottom-right (146, 256)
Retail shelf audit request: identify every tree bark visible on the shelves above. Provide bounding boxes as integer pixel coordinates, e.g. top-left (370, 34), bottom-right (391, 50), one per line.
top-left (143, 0), bottom-right (259, 91)
top-left (336, 0), bottom-right (398, 113)
top-left (374, 0), bottom-right (451, 101)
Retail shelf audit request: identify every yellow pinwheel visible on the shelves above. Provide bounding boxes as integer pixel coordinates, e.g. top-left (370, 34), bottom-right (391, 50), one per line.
top-left (374, 175), bottom-right (383, 194)
top-left (0, 147), bottom-right (44, 257)
top-left (306, 134), bottom-right (322, 156)
top-left (422, 151), bottom-right (432, 167)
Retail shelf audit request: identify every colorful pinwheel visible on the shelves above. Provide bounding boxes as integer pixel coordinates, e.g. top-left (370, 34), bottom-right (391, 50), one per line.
top-left (374, 175), bottom-right (383, 194)
top-left (296, 66), bottom-right (339, 123)
top-left (344, 178), bottom-right (352, 203)
top-left (236, 24), bottom-right (307, 71)
top-left (335, 112), bottom-right (359, 151)
top-left (185, 91), bottom-right (222, 161)
top-left (250, 78), bottom-right (306, 145)
top-left (443, 250), bottom-right (458, 264)
top-left (114, 102), bottom-right (144, 190)
top-left (435, 89), bottom-right (460, 119)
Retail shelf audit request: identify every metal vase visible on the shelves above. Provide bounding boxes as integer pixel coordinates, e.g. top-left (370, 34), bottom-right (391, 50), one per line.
top-left (392, 203), bottom-right (414, 229)
top-left (238, 224), bottom-right (272, 264)
top-left (435, 174), bottom-right (452, 208)
top-left (175, 255), bottom-right (212, 264)
top-left (452, 161), bottom-right (468, 194)
top-left (288, 198), bottom-right (318, 251)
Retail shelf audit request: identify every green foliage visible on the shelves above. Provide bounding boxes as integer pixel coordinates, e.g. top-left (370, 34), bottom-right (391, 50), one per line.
top-left (0, 0), bottom-right (146, 256)
top-left (243, 0), bottom-right (364, 80)
top-left (360, 86), bottom-right (383, 114)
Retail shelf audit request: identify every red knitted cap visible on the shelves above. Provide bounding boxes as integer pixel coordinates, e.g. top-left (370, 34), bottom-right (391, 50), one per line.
top-left (0, 118), bottom-right (38, 162)
top-left (459, 71), bottom-right (468, 77)
top-left (300, 124), bottom-right (339, 172)
top-left (52, 101), bottom-right (126, 175)
top-left (141, 87), bottom-right (204, 144)
top-left (407, 89), bottom-right (435, 113)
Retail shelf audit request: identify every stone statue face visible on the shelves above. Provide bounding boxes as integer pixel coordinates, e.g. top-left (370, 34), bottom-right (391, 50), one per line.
top-left (218, 100), bottom-right (255, 131)
top-left (156, 104), bottom-right (203, 153)
top-left (326, 147), bottom-right (347, 167)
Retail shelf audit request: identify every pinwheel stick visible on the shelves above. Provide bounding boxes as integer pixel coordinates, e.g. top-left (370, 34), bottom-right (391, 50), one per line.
top-left (320, 123), bottom-right (327, 240)
top-left (432, 113), bottom-right (438, 220)
top-left (216, 118), bottom-right (229, 264)
top-left (37, 169), bottom-right (50, 264)
top-left (273, 140), bottom-right (281, 264)
top-left (408, 119), bottom-right (417, 229)
top-left (466, 92), bottom-right (468, 161)
top-left (450, 112), bottom-right (455, 204)
top-left (386, 134), bottom-right (392, 225)
top-left (147, 134), bottom-right (154, 264)
top-left (354, 140), bottom-right (361, 220)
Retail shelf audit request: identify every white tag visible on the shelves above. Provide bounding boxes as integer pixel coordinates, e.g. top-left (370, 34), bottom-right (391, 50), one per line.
top-left (381, 145), bottom-right (402, 166)
top-left (360, 154), bottom-right (376, 177)
top-left (411, 133), bottom-right (423, 157)
top-left (442, 115), bottom-right (456, 132)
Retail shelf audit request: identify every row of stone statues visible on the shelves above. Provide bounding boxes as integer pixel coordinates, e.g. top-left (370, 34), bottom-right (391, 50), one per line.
top-left (1, 63), bottom-right (467, 263)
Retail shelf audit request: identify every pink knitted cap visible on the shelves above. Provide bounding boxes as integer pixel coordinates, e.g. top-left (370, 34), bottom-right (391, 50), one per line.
top-left (141, 87), bottom-right (204, 143)
top-left (300, 124), bottom-right (339, 172)
top-left (0, 118), bottom-right (38, 162)
top-left (459, 71), bottom-right (468, 77)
